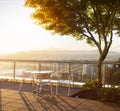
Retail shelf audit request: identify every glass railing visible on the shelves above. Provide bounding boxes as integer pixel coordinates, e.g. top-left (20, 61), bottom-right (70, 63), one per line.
top-left (0, 59), bottom-right (120, 86)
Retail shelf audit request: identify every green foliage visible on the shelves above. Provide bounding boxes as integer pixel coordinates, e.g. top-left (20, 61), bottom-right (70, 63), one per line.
top-left (82, 81), bottom-right (120, 103)
top-left (98, 87), bottom-right (120, 102)
top-left (82, 80), bottom-right (101, 90)
top-left (25, 0), bottom-right (120, 41)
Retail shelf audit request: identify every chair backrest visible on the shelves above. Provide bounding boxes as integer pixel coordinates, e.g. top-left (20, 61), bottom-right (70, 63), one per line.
top-left (22, 68), bottom-right (32, 78)
top-left (50, 72), bottom-right (62, 80)
top-left (36, 73), bottom-right (51, 80)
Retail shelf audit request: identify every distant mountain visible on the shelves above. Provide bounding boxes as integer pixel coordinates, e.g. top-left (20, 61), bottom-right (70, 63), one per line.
top-left (0, 50), bottom-right (119, 61)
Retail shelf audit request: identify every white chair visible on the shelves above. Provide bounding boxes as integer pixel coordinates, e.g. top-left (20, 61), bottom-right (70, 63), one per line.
top-left (50, 73), bottom-right (60, 95)
top-left (50, 72), bottom-right (74, 96)
top-left (61, 73), bottom-right (74, 96)
top-left (34, 73), bottom-right (52, 95)
top-left (18, 68), bottom-right (32, 92)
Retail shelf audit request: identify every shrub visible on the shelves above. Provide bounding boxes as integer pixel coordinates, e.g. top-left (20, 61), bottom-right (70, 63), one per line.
top-left (98, 87), bottom-right (120, 103)
top-left (81, 81), bottom-right (120, 103)
top-left (82, 80), bottom-right (101, 91)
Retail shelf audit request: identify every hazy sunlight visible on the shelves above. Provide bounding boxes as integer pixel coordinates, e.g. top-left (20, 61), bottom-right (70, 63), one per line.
top-left (0, 0), bottom-right (119, 54)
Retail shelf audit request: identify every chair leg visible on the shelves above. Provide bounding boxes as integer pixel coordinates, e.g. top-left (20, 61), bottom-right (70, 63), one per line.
top-left (56, 80), bottom-right (59, 95)
top-left (18, 82), bottom-right (23, 92)
top-left (40, 84), bottom-right (42, 93)
top-left (56, 85), bottom-right (58, 95)
top-left (50, 80), bottom-right (58, 95)
top-left (68, 79), bottom-right (74, 96)
top-left (36, 84), bottom-right (39, 95)
top-left (50, 83), bottom-right (53, 96)
top-left (68, 81), bottom-right (71, 96)
top-left (18, 76), bottom-right (25, 92)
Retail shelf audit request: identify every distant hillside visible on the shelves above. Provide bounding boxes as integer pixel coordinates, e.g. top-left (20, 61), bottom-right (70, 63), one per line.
top-left (0, 50), bottom-right (119, 61)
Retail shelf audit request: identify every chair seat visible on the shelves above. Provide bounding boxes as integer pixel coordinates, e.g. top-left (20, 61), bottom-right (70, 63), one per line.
top-left (34, 73), bottom-right (52, 95)
top-left (50, 72), bottom-right (74, 96)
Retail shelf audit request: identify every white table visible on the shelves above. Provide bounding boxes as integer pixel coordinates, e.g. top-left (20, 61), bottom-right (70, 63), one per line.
top-left (31, 70), bottom-right (53, 85)
top-left (18, 70), bottom-right (53, 92)
top-left (31, 70), bottom-right (53, 74)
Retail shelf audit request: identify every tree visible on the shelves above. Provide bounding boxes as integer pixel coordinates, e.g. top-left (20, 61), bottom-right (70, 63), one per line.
top-left (25, 0), bottom-right (120, 86)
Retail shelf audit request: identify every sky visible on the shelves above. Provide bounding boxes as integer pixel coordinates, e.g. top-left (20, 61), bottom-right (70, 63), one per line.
top-left (0, 0), bottom-right (120, 54)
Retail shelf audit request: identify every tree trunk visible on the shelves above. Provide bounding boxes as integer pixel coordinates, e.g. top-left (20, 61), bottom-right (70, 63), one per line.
top-left (97, 58), bottom-right (103, 88)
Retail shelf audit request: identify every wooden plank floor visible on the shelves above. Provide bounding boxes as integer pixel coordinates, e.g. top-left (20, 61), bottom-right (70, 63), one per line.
top-left (0, 81), bottom-right (120, 111)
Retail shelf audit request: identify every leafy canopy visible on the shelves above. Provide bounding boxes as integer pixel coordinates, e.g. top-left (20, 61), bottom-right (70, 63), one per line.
top-left (25, 0), bottom-right (120, 48)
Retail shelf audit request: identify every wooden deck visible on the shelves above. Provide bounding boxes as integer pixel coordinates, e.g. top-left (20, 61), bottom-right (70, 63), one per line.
top-left (0, 81), bottom-right (120, 111)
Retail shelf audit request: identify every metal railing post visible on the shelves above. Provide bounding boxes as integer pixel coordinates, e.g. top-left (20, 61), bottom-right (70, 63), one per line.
top-left (13, 61), bottom-right (16, 81)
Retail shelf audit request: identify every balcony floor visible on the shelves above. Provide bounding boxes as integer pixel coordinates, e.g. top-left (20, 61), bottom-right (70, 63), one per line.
top-left (0, 81), bottom-right (120, 111)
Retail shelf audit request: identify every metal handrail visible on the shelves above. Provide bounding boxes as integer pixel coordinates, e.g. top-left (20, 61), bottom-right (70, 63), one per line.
top-left (0, 59), bottom-right (120, 86)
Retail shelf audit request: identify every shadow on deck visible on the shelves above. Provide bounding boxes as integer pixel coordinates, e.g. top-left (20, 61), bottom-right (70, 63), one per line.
top-left (0, 81), bottom-right (81, 97)
top-left (0, 81), bottom-right (120, 111)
